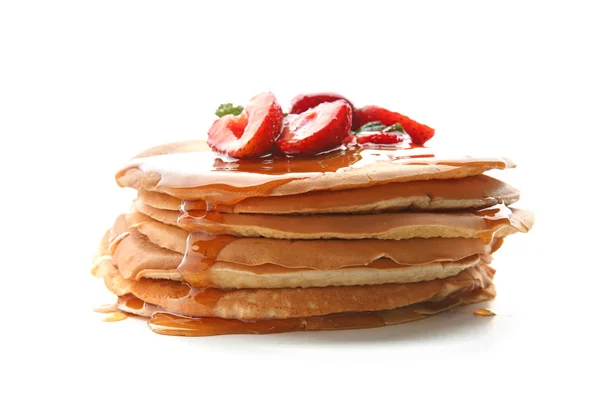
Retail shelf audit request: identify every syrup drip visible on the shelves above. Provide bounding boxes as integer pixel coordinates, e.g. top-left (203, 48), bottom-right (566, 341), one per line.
top-left (176, 231), bottom-right (238, 287)
top-left (174, 195), bottom-right (240, 286)
top-left (103, 312), bottom-right (128, 322)
top-left (115, 295), bottom-right (161, 318)
top-left (161, 286), bottom-right (228, 314)
top-left (473, 308), bottom-right (496, 317)
top-left (124, 297), bottom-right (145, 310)
top-left (94, 302), bottom-right (128, 322)
top-left (178, 208), bottom-right (224, 233)
top-left (475, 203), bottom-right (514, 244)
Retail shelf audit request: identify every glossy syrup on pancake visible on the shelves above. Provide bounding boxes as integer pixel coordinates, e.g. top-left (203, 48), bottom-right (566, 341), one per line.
top-left (117, 142), bottom-right (514, 205)
top-left (474, 203), bottom-right (530, 244)
top-left (123, 296), bottom-right (145, 311)
top-left (137, 174), bottom-right (520, 215)
top-left (177, 222), bottom-right (240, 287)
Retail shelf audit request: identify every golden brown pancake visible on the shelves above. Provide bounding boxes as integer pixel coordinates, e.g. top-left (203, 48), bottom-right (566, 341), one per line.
top-left (109, 214), bottom-right (501, 277)
top-left (131, 202), bottom-right (533, 240)
top-left (136, 173), bottom-right (520, 214)
top-left (99, 222), bottom-right (489, 288)
top-left (116, 141), bottom-right (515, 202)
top-left (98, 257), bottom-right (495, 319)
top-left (102, 219), bottom-right (501, 288)
top-left (114, 287), bottom-right (495, 336)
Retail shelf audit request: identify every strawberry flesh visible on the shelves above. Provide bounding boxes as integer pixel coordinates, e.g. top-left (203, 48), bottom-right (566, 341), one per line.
top-left (357, 132), bottom-right (404, 145)
top-left (276, 100), bottom-right (352, 155)
top-left (290, 92), bottom-right (355, 116)
top-left (207, 92), bottom-right (283, 158)
top-left (353, 105), bottom-right (435, 145)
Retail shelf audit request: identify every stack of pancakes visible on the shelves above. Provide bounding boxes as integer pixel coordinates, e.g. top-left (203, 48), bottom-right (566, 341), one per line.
top-left (92, 141), bottom-right (533, 336)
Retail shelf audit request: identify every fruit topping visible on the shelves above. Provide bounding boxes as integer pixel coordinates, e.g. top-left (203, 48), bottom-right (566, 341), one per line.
top-left (207, 92), bottom-right (284, 158)
top-left (354, 121), bottom-right (406, 145)
top-left (290, 92), bottom-right (355, 116)
top-left (356, 132), bottom-right (403, 145)
top-left (353, 105), bottom-right (435, 145)
top-left (276, 100), bottom-right (352, 155)
top-left (215, 103), bottom-right (244, 117)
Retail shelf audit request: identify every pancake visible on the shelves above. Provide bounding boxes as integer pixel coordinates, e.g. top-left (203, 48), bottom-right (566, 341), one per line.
top-left (100, 230), bottom-right (488, 289)
top-left (131, 201), bottom-right (533, 240)
top-left (116, 141), bottom-right (515, 203)
top-left (98, 257), bottom-right (495, 319)
top-left (109, 214), bottom-right (500, 274)
top-left (136, 173), bottom-right (520, 214)
top-left (113, 287), bottom-right (495, 336)
top-left (102, 220), bottom-right (495, 288)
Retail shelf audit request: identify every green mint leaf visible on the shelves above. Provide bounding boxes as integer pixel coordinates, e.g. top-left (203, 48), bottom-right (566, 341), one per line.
top-left (383, 123), bottom-right (405, 133)
top-left (356, 121), bottom-right (387, 133)
top-left (355, 121), bottom-right (405, 135)
top-left (215, 103), bottom-right (244, 117)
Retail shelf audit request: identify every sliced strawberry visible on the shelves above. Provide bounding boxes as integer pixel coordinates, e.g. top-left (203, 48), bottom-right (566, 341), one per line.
top-left (357, 132), bottom-right (404, 145)
top-left (207, 92), bottom-right (283, 158)
top-left (290, 92), bottom-right (355, 116)
top-left (276, 100), bottom-right (352, 155)
top-left (353, 105), bottom-right (435, 145)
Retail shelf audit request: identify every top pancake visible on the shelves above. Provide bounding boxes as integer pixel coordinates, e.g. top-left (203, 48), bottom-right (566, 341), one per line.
top-left (137, 173), bottom-right (520, 214)
top-left (116, 140), bottom-right (515, 203)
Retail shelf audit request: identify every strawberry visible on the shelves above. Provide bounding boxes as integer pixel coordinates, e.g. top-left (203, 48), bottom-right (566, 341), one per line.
top-left (207, 92), bottom-right (283, 158)
top-left (353, 105), bottom-right (435, 145)
top-left (290, 92), bottom-right (355, 116)
top-left (276, 100), bottom-right (352, 155)
top-left (357, 132), bottom-right (404, 145)
top-left (354, 121), bottom-right (405, 145)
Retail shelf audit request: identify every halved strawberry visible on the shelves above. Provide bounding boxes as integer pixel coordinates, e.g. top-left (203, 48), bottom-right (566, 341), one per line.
top-left (357, 132), bottom-right (404, 145)
top-left (353, 105), bottom-right (435, 145)
top-left (276, 100), bottom-right (352, 155)
top-left (290, 92), bottom-right (355, 116)
top-left (207, 92), bottom-right (283, 158)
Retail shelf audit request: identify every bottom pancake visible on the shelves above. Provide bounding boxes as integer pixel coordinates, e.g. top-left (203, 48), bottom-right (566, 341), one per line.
top-left (113, 286), bottom-right (495, 336)
top-left (97, 255), bottom-right (495, 320)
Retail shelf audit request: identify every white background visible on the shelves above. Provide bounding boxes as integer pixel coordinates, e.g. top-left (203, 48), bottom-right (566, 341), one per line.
top-left (1, 1), bottom-right (599, 399)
